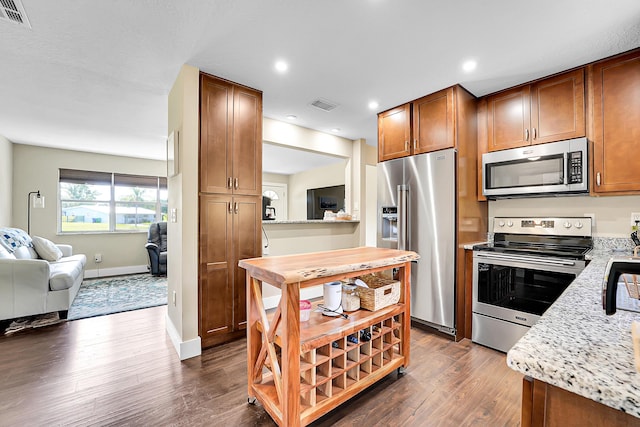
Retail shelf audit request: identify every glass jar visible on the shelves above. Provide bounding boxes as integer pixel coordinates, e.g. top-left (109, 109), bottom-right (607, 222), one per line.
top-left (342, 283), bottom-right (360, 312)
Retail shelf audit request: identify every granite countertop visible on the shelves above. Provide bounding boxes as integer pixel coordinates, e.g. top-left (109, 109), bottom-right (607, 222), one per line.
top-left (262, 219), bottom-right (360, 224)
top-left (507, 241), bottom-right (640, 418)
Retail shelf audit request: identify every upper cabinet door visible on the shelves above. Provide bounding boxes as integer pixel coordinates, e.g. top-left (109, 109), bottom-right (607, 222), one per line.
top-left (200, 75), bottom-right (234, 194)
top-left (232, 86), bottom-right (262, 196)
top-left (487, 86), bottom-right (531, 151)
top-left (378, 104), bottom-right (411, 162)
top-left (200, 74), bottom-right (263, 196)
top-left (530, 68), bottom-right (585, 145)
top-left (412, 87), bottom-right (455, 154)
top-left (591, 49), bottom-right (640, 194)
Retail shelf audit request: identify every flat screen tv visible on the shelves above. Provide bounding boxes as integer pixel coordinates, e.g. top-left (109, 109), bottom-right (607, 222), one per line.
top-left (306, 185), bottom-right (345, 220)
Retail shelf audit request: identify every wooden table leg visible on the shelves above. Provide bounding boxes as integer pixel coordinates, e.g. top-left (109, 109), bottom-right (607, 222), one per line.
top-left (281, 282), bottom-right (301, 426)
top-left (246, 273), bottom-right (262, 399)
top-left (401, 262), bottom-right (411, 367)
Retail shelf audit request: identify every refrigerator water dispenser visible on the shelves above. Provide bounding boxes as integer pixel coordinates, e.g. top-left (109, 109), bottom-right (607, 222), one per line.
top-left (381, 206), bottom-right (398, 243)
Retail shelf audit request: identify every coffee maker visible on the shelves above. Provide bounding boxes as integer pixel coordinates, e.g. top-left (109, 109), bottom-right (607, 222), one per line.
top-left (262, 196), bottom-right (276, 220)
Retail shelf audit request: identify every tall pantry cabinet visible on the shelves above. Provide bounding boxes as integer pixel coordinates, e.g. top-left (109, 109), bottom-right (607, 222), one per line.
top-left (199, 73), bottom-right (263, 348)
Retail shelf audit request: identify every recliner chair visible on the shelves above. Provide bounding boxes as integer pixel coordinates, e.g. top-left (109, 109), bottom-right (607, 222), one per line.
top-left (145, 222), bottom-right (167, 276)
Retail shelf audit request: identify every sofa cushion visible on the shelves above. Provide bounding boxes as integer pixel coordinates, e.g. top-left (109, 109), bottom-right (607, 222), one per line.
top-left (0, 246), bottom-right (15, 259)
top-left (0, 227), bottom-right (32, 253)
top-left (52, 254), bottom-right (87, 267)
top-left (49, 259), bottom-right (85, 291)
top-left (31, 236), bottom-right (64, 261)
top-left (14, 246), bottom-right (39, 259)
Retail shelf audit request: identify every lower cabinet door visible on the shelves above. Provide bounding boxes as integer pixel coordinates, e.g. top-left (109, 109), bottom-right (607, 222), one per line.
top-left (199, 195), bottom-right (233, 346)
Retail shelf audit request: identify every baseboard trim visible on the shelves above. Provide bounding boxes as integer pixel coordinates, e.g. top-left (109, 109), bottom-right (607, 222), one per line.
top-left (262, 285), bottom-right (323, 310)
top-left (165, 312), bottom-right (201, 361)
top-left (85, 264), bottom-right (149, 279)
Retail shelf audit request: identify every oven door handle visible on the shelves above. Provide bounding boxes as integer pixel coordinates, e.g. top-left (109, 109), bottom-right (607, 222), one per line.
top-left (474, 252), bottom-right (576, 267)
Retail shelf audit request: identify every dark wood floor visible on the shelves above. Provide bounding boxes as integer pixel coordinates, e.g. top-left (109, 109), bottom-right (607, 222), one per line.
top-left (0, 306), bottom-right (522, 426)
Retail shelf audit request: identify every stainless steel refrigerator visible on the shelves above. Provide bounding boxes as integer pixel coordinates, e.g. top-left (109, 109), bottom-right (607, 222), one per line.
top-left (377, 149), bottom-right (456, 334)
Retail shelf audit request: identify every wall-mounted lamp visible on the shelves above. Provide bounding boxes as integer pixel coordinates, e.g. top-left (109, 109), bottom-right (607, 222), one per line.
top-left (27, 190), bottom-right (45, 235)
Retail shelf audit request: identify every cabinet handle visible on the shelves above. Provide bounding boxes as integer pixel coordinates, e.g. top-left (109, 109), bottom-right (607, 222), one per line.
top-left (234, 177), bottom-right (239, 189)
top-left (234, 202), bottom-right (239, 214)
top-left (413, 139), bottom-right (417, 150)
top-left (524, 129), bottom-right (529, 141)
top-left (405, 141), bottom-right (409, 152)
top-left (227, 177), bottom-right (232, 189)
top-left (532, 128), bottom-right (537, 140)
top-left (596, 172), bottom-right (601, 186)
top-left (228, 202), bottom-right (232, 214)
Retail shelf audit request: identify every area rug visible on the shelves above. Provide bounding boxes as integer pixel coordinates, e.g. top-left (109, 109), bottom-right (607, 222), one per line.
top-left (4, 312), bottom-right (62, 335)
top-left (67, 273), bottom-right (167, 320)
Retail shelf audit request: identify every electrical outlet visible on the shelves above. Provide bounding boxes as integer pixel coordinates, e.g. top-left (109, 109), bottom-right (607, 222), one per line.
top-left (263, 245), bottom-right (269, 255)
top-left (172, 290), bottom-right (176, 306)
top-left (94, 253), bottom-right (102, 263)
top-left (631, 213), bottom-right (640, 227)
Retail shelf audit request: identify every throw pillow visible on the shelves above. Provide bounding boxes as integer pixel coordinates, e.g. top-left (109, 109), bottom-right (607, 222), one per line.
top-left (0, 227), bottom-right (33, 253)
top-left (0, 246), bottom-right (16, 259)
top-left (31, 236), bottom-right (63, 261)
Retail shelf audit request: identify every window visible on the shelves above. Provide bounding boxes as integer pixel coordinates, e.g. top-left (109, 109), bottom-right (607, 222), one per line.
top-left (59, 169), bottom-right (167, 233)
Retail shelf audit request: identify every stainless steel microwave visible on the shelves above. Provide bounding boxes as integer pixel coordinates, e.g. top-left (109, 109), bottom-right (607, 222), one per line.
top-left (482, 137), bottom-right (588, 198)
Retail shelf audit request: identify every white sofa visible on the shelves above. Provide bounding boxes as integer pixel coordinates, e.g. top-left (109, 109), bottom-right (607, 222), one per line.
top-left (0, 227), bottom-right (86, 321)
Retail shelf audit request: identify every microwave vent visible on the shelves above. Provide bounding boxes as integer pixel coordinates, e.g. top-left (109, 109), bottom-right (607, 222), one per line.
top-left (0, 0), bottom-right (31, 29)
top-left (310, 98), bottom-right (339, 112)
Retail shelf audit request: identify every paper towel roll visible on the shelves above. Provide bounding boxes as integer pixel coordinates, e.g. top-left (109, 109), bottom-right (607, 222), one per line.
top-left (323, 281), bottom-right (343, 315)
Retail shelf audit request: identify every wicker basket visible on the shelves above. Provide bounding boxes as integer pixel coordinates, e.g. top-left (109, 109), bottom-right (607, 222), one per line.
top-left (356, 274), bottom-right (400, 311)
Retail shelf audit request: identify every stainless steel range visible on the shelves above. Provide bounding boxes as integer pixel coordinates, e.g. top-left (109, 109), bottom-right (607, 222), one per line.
top-left (472, 217), bottom-right (592, 352)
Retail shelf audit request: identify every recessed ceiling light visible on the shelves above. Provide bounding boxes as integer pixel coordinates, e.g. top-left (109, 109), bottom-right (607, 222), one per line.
top-left (286, 114), bottom-right (297, 120)
top-left (275, 60), bottom-right (288, 73)
top-left (331, 128), bottom-right (341, 133)
top-left (462, 59), bottom-right (477, 72)
top-left (368, 101), bottom-right (379, 110)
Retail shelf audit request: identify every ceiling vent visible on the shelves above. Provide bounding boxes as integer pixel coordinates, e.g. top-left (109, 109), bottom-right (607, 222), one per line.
top-left (309, 98), bottom-right (339, 112)
top-left (0, 0), bottom-right (31, 29)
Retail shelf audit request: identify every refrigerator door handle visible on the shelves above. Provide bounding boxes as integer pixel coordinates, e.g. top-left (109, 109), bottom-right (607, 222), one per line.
top-left (398, 184), bottom-right (408, 250)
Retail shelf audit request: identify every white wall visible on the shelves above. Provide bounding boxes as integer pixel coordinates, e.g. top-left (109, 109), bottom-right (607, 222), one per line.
top-left (0, 135), bottom-right (12, 226)
top-left (167, 64), bottom-right (201, 360)
top-left (288, 160), bottom-right (348, 220)
top-left (11, 144), bottom-right (165, 274)
top-left (261, 221), bottom-right (360, 302)
top-left (489, 195), bottom-right (640, 237)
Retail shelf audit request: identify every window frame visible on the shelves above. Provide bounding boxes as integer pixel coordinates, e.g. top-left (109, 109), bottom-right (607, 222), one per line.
top-left (58, 169), bottom-right (167, 234)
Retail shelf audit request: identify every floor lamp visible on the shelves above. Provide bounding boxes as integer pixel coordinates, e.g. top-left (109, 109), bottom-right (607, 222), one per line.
top-left (27, 190), bottom-right (45, 235)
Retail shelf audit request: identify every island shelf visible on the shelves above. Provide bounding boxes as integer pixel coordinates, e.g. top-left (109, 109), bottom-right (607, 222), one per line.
top-left (239, 247), bottom-right (419, 427)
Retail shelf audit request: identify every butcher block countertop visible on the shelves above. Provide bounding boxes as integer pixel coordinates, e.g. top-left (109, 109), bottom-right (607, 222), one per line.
top-left (507, 243), bottom-right (640, 418)
top-left (238, 246), bottom-right (420, 288)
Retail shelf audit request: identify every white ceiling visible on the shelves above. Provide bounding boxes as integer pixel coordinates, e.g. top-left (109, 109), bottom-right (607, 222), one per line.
top-left (1, 1), bottom-right (639, 162)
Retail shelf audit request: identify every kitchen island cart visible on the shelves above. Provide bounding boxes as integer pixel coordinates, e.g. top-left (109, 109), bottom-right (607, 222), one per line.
top-left (239, 246), bottom-right (419, 427)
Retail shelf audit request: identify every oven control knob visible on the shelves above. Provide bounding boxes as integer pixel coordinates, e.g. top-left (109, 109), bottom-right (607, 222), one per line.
top-left (507, 220), bottom-right (514, 227)
top-left (498, 220), bottom-right (505, 227)
top-left (564, 221), bottom-right (572, 229)
top-left (575, 221), bottom-right (583, 229)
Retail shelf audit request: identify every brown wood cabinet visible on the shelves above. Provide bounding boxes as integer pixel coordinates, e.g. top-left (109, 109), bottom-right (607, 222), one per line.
top-left (199, 73), bottom-right (263, 348)
top-left (200, 73), bottom-right (262, 196)
top-left (589, 49), bottom-right (640, 194)
top-left (476, 98), bottom-right (488, 201)
top-left (378, 85), bottom-right (473, 162)
top-left (378, 104), bottom-right (411, 162)
top-left (486, 68), bottom-right (585, 152)
top-left (412, 87), bottom-right (455, 154)
top-left (521, 377), bottom-right (640, 426)
top-left (199, 194), bottom-right (261, 348)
